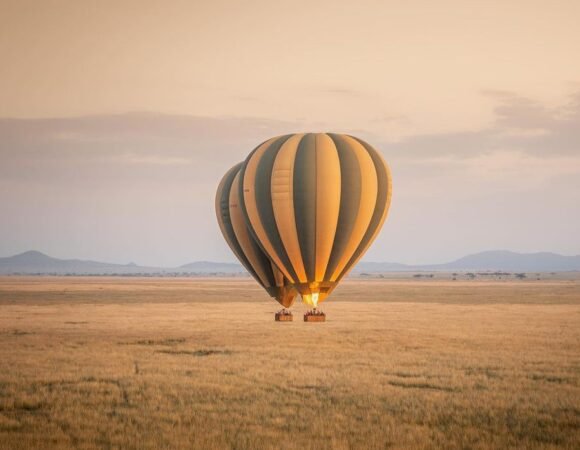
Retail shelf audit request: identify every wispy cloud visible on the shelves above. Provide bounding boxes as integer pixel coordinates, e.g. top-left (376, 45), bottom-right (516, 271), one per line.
top-left (382, 89), bottom-right (580, 159)
top-left (0, 113), bottom-right (304, 183)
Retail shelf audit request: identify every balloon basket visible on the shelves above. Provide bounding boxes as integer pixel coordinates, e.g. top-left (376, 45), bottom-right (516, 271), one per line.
top-left (275, 312), bottom-right (293, 322)
top-left (304, 312), bottom-right (326, 322)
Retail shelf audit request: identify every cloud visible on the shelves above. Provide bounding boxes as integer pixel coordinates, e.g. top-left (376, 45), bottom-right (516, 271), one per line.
top-left (0, 113), bottom-right (304, 185)
top-left (1, 93), bottom-right (578, 193)
top-left (382, 89), bottom-right (580, 160)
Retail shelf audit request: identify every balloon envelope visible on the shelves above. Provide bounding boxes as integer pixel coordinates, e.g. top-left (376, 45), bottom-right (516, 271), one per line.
top-left (239, 133), bottom-right (392, 306)
top-left (216, 163), bottom-right (297, 307)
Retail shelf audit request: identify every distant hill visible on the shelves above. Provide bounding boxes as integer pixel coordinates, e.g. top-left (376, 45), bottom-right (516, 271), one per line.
top-left (357, 250), bottom-right (580, 272)
top-left (0, 250), bottom-right (578, 275)
top-left (431, 250), bottom-right (580, 272)
top-left (0, 251), bottom-right (165, 275)
top-left (0, 251), bottom-right (243, 275)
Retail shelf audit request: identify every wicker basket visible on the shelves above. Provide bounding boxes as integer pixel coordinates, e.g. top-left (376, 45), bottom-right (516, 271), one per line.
top-left (304, 314), bottom-right (326, 322)
top-left (275, 313), bottom-right (293, 322)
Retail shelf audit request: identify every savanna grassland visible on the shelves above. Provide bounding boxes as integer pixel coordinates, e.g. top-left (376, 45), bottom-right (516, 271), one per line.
top-left (0, 276), bottom-right (579, 449)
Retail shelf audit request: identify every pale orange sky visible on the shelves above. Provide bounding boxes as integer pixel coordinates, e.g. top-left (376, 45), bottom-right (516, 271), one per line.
top-left (1, 0), bottom-right (579, 265)
top-left (2, 0), bottom-right (579, 136)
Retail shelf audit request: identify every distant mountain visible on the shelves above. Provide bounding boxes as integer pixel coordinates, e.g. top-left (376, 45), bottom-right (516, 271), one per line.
top-left (0, 251), bottom-right (164, 275)
top-left (0, 250), bottom-right (578, 275)
top-left (431, 250), bottom-right (580, 272)
top-left (0, 251), bottom-right (243, 275)
top-left (357, 250), bottom-right (580, 272)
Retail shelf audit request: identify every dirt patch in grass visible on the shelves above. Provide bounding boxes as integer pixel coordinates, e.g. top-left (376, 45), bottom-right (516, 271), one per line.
top-left (1, 329), bottom-right (34, 336)
top-left (156, 349), bottom-right (233, 357)
top-left (387, 380), bottom-right (458, 392)
top-left (529, 374), bottom-right (576, 385)
top-left (120, 338), bottom-right (186, 346)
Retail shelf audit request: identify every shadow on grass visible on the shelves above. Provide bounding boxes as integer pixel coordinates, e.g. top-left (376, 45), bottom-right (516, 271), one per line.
top-left (156, 349), bottom-right (233, 357)
top-left (387, 380), bottom-right (458, 392)
top-left (119, 338), bottom-right (186, 346)
top-left (529, 374), bottom-right (575, 385)
top-left (1, 329), bottom-right (34, 336)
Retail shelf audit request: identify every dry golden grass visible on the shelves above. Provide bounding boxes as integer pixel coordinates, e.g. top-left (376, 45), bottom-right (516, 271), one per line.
top-left (0, 276), bottom-right (579, 449)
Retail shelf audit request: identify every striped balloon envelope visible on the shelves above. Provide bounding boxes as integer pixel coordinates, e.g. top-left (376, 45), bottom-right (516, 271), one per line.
top-left (215, 163), bottom-right (297, 308)
top-left (239, 133), bottom-right (392, 308)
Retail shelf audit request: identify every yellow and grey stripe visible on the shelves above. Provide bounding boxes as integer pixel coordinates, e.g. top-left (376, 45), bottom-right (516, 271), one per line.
top-left (240, 135), bottom-right (298, 283)
top-left (229, 171), bottom-right (273, 288)
top-left (334, 136), bottom-right (393, 282)
top-left (215, 163), bottom-right (263, 286)
top-left (271, 134), bottom-right (307, 283)
top-left (239, 133), bottom-right (392, 300)
top-left (216, 162), bottom-right (296, 307)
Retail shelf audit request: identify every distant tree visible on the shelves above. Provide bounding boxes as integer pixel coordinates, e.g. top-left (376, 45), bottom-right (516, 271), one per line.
top-left (515, 273), bottom-right (527, 279)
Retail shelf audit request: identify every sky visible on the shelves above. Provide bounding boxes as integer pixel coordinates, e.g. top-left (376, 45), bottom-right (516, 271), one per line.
top-left (1, 0), bottom-right (579, 266)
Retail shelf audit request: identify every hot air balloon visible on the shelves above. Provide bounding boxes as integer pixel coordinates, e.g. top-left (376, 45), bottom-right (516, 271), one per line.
top-left (216, 163), bottom-right (298, 319)
top-left (239, 133), bottom-right (392, 319)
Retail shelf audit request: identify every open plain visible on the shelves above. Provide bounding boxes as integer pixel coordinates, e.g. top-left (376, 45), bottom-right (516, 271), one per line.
top-left (0, 276), bottom-right (579, 449)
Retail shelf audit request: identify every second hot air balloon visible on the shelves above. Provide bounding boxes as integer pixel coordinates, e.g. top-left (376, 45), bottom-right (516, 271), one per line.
top-left (238, 133), bottom-right (392, 320)
top-left (216, 163), bottom-right (298, 320)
